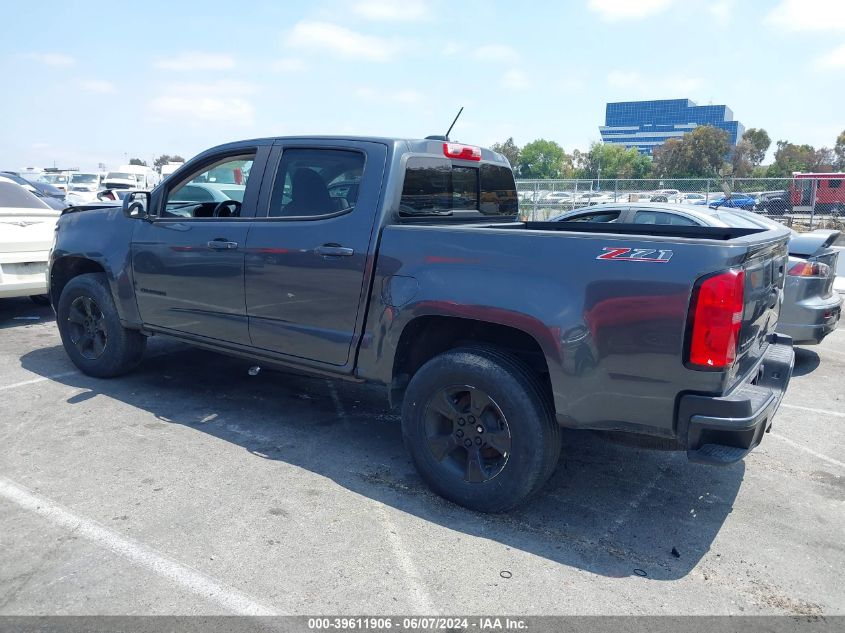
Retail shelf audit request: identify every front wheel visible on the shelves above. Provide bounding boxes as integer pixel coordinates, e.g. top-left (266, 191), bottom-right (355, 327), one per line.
top-left (401, 346), bottom-right (561, 512)
top-left (57, 273), bottom-right (146, 378)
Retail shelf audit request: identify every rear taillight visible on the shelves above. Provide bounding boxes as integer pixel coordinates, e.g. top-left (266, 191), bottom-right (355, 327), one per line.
top-left (688, 269), bottom-right (745, 370)
top-left (443, 143), bottom-right (481, 161)
top-left (788, 261), bottom-right (830, 278)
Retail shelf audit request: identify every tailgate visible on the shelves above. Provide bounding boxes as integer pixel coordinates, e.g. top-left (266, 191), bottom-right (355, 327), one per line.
top-left (732, 237), bottom-right (790, 385)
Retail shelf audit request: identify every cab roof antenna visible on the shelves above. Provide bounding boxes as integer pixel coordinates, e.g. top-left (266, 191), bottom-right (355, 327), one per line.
top-left (425, 107), bottom-right (464, 142)
top-left (445, 106), bottom-right (464, 140)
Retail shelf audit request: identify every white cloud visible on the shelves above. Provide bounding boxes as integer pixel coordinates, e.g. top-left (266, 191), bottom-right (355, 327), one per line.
top-left (606, 70), bottom-right (703, 95)
top-left (23, 53), bottom-right (75, 67)
top-left (708, 0), bottom-right (733, 23)
top-left (80, 79), bottom-right (116, 94)
top-left (766, 0), bottom-right (845, 32)
top-left (607, 70), bottom-right (641, 88)
top-left (587, 0), bottom-right (673, 20)
top-left (815, 43), bottom-right (845, 69)
top-left (286, 21), bottom-right (400, 62)
top-left (148, 81), bottom-right (258, 125)
top-left (352, 0), bottom-right (429, 21)
top-left (501, 69), bottom-right (531, 91)
top-left (149, 96), bottom-right (254, 125)
top-left (355, 87), bottom-right (421, 104)
top-left (271, 57), bottom-right (305, 72)
top-left (154, 52), bottom-right (236, 71)
top-left (473, 44), bottom-right (519, 63)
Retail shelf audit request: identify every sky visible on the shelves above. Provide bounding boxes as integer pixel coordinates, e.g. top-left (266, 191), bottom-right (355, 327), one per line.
top-left (0, 0), bottom-right (843, 171)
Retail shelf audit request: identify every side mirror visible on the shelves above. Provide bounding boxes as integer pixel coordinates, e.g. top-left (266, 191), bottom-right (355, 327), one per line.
top-left (122, 191), bottom-right (151, 219)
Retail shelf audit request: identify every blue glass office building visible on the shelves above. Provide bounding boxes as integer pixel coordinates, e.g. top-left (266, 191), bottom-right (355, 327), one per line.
top-left (599, 99), bottom-right (744, 155)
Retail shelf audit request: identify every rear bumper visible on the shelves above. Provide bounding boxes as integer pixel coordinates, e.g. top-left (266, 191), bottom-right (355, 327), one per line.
top-left (677, 336), bottom-right (794, 465)
top-left (0, 254), bottom-right (49, 299)
top-left (778, 294), bottom-right (842, 345)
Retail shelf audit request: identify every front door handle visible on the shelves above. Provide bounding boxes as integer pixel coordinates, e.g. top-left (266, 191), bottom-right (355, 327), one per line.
top-left (314, 244), bottom-right (354, 257)
top-left (207, 239), bottom-right (239, 250)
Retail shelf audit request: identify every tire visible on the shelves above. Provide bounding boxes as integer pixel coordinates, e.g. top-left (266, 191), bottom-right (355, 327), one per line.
top-left (29, 294), bottom-right (51, 306)
top-left (56, 273), bottom-right (146, 378)
top-left (401, 346), bottom-right (561, 512)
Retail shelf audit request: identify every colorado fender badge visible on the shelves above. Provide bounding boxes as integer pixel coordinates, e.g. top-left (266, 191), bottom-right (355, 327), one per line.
top-left (597, 247), bottom-right (674, 263)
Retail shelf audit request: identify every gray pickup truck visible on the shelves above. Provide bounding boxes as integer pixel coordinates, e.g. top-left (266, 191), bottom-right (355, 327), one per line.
top-left (49, 136), bottom-right (794, 511)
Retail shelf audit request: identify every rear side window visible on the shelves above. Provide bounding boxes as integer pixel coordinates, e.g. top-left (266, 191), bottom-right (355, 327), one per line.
top-left (399, 157), bottom-right (516, 217)
top-left (269, 148), bottom-right (365, 218)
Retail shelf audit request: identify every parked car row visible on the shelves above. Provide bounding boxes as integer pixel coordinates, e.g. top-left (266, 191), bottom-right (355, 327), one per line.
top-left (552, 201), bottom-right (842, 345)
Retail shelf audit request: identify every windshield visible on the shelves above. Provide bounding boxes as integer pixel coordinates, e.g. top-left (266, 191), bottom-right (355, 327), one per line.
top-left (70, 173), bottom-right (98, 184)
top-left (38, 174), bottom-right (67, 185)
top-left (106, 172), bottom-right (134, 180)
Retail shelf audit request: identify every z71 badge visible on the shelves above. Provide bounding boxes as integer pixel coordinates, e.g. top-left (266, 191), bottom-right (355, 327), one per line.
top-left (597, 247), bottom-right (674, 263)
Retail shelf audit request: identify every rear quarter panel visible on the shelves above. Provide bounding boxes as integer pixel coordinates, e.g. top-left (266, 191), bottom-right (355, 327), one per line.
top-left (358, 224), bottom-right (782, 436)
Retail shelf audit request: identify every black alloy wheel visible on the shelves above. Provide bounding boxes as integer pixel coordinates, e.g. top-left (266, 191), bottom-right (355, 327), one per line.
top-left (66, 295), bottom-right (108, 360)
top-left (423, 385), bottom-right (512, 483)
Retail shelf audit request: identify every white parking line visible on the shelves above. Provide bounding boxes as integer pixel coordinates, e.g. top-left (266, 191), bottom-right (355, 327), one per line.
top-left (770, 434), bottom-right (845, 470)
top-left (780, 403), bottom-right (845, 419)
top-left (0, 478), bottom-right (281, 616)
top-left (324, 379), bottom-right (435, 614)
top-left (0, 371), bottom-right (78, 392)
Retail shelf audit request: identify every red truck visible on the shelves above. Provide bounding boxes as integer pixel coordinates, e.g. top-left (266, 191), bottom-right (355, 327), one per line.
top-left (791, 172), bottom-right (845, 214)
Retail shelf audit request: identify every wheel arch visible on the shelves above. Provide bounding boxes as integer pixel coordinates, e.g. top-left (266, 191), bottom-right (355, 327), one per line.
top-left (49, 256), bottom-right (107, 308)
top-left (390, 315), bottom-right (553, 410)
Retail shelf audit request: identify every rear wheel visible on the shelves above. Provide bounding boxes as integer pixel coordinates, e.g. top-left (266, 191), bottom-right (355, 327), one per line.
top-left (57, 273), bottom-right (146, 377)
top-left (401, 346), bottom-right (561, 512)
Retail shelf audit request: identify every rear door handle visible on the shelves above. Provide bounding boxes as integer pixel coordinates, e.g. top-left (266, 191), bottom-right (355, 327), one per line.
top-left (207, 239), bottom-right (239, 250)
top-left (314, 244), bottom-right (354, 257)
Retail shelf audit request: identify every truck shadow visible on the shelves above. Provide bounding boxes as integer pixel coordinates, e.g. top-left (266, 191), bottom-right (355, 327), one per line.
top-left (21, 339), bottom-right (744, 581)
top-left (0, 298), bottom-right (54, 330)
top-left (792, 347), bottom-right (821, 377)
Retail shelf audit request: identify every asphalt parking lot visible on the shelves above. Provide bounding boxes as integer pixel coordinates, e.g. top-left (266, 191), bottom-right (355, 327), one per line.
top-left (1, 297), bottom-right (843, 616)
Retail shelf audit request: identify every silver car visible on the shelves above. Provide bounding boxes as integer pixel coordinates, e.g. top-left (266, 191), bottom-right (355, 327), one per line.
top-left (552, 202), bottom-right (842, 345)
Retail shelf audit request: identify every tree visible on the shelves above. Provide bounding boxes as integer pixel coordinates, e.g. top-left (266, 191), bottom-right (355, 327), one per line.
top-left (767, 141), bottom-right (834, 176)
top-left (741, 128), bottom-right (771, 166)
top-left (652, 126), bottom-right (730, 177)
top-left (576, 142), bottom-right (652, 179)
top-left (516, 139), bottom-right (571, 179)
top-left (490, 138), bottom-right (520, 169)
top-left (835, 130), bottom-right (845, 170)
top-left (128, 157), bottom-right (147, 166)
top-left (731, 139), bottom-right (755, 177)
top-left (154, 154), bottom-right (186, 172)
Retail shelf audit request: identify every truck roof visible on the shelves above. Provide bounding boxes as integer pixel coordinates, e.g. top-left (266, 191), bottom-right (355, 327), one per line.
top-left (200, 136), bottom-right (510, 165)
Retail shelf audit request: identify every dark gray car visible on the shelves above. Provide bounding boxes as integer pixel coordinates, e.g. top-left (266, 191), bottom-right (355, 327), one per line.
top-left (552, 202), bottom-right (842, 345)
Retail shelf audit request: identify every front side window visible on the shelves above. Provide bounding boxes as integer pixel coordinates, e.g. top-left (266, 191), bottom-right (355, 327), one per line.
top-left (163, 153), bottom-right (255, 219)
top-left (269, 149), bottom-right (364, 218)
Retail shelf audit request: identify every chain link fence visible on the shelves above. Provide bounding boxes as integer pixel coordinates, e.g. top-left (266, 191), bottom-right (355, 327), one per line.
top-left (516, 176), bottom-right (845, 232)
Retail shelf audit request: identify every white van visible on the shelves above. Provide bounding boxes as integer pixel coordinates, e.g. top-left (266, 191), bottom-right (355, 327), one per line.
top-left (160, 161), bottom-right (184, 179)
top-left (103, 165), bottom-right (159, 190)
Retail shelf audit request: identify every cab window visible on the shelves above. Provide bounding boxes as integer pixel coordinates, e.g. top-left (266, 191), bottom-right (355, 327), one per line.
top-left (269, 149), bottom-right (365, 218)
top-left (163, 153), bottom-right (255, 219)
